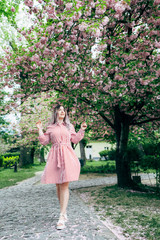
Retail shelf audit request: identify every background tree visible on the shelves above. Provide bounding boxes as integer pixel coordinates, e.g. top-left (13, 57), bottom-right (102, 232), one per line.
top-left (1, 0), bottom-right (160, 187)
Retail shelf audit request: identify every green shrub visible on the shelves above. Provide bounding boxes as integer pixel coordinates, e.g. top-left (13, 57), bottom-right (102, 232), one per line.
top-left (3, 156), bottom-right (19, 168)
top-left (140, 155), bottom-right (160, 171)
top-left (2, 152), bottom-right (20, 158)
top-left (99, 149), bottom-right (116, 161)
top-left (142, 142), bottom-right (160, 156)
top-left (108, 149), bottom-right (116, 160)
top-left (81, 161), bottom-right (116, 174)
top-left (126, 144), bottom-right (142, 163)
top-left (99, 150), bottom-right (109, 160)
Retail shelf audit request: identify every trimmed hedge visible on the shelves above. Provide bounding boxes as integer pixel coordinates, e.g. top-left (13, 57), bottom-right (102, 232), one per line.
top-left (3, 156), bottom-right (19, 168)
top-left (99, 149), bottom-right (116, 160)
top-left (2, 152), bottom-right (20, 158)
top-left (99, 150), bottom-right (109, 160)
top-left (0, 152), bottom-right (20, 168)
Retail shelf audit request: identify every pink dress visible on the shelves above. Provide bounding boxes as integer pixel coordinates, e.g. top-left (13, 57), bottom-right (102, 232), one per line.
top-left (38, 122), bottom-right (85, 184)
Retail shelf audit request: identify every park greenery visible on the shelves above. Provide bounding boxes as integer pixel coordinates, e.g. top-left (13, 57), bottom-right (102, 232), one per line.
top-left (75, 185), bottom-right (160, 240)
top-left (0, 0), bottom-right (160, 189)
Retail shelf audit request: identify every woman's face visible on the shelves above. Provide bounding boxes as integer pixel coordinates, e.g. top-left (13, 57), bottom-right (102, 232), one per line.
top-left (57, 106), bottom-right (65, 120)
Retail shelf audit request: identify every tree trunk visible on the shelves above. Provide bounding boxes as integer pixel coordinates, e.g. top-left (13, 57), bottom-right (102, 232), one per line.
top-left (114, 107), bottom-right (133, 187)
top-left (40, 147), bottom-right (45, 163)
top-left (19, 146), bottom-right (34, 167)
top-left (79, 140), bottom-right (86, 166)
top-left (30, 147), bottom-right (35, 164)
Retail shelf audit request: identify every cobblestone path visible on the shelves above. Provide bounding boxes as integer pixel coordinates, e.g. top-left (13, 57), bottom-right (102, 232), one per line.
top-left (0, 172), bottom-right (155, 240)
top-left (0, 173), bottom-right (118, 240)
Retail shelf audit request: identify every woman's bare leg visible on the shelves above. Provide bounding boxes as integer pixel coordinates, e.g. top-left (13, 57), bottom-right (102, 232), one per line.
top-left (56, 182), bottom-right (69, 229)
top-left (59, 182), bottom-right (69, 215)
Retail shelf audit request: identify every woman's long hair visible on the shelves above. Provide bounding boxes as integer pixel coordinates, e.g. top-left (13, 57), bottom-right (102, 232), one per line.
top-left (50, 104), bottom-right (70, 129)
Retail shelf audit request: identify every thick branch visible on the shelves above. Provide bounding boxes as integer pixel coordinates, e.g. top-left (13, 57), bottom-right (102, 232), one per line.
top-left (132, 117), bottom-right (160, 125)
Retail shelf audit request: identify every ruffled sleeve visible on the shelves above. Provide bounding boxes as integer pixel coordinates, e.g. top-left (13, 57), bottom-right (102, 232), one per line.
top-left (38, 126), bottom-right (52, 146)
top-left (70, 124), bottom-right (85, 144)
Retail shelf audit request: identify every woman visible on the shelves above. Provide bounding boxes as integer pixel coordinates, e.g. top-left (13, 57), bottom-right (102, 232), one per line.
top-left (36, 105), bottom-right (87, 230)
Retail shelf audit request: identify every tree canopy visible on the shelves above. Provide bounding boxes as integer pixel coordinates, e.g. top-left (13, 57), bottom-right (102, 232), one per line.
top-left (1, 0), bottom-right (160, 186)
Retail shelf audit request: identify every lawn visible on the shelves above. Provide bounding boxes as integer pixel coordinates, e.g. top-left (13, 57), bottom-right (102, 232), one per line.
top-left (0, 161), bottom-right (45, 189)
top-left (81, 160), bottom-right (116, 174)
top-left (86, 160), bottom-right (109, 166)
top-left (0, 160), bottom-right (112, 189)
top-left (74, 185), bottom-right (160, 240)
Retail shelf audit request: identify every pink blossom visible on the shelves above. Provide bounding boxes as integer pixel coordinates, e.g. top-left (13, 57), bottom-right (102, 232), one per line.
top-left (72, 45), bottom-right (79, 54)
top-left (154, 0), bottom-right (160, 5)
top-left (102, 16), bottom-right (109, 25)
top-left (35, 42), bottom-right (41, 48)
top-left (28, 46), bottom-right (34, 52)
top-left (40, 37), bottom-right (48, 45)
top-left (98, 44), bottom-right (107, 51)
top-left (33, 7), bottom-right (38, 13)
top-left (66, 3), bottom-right (73, 10)
top-left (70, 66), bottom-right (77, 74)
top-left (92, 28), bottom-right (101, 38)
top-left (65, 62), bottom-right (70, 68)
top-left (11, 6), bottom-right (15, 12)
top-left (90, 1), bottom-right (95, 8)
top-left (85, 7), bottom-right (91, 16)
top-left (58, 39), bottom-right (65, 45)
top-left (139, 79), bottom-right (149, 86)
top-left (48, 64), bottom-right (52, 71)
top-left (59, 77), bottom-right (63, 82)
top-left (157, 54), bottom-right (160, 60)
top-left (64, 42), bottom-right (71, 51)
top-left (115, 75), bottom-right (123, 81)
top-left (21, 31), bottom-right (26, 36)
top-left (155, 41), bottom-right (160, 48)
top-left (73, 11), bottom-right (82, 21)
top-left (46, 25), bottom-right (54, 33)
top-left (156, 69), bottom-right (160, 77)
top-left (76, 1), bottom-right (82, 9)
top-left (24, 0), bottom-right (34, 8)
top-left (55, 22), bottom-right (63, 33)
top-left (44, 72), bottom-right (49, 79)
top-left (65, 20), bottom-right (73, 27)
top-left (96, 6), bottom-right (106, 15)
top-left (31, 54), bottom-right (40, 63)
top-left (114, 2), bottom-right (126, 14)
top-left (79, 22), bottom-right (88, 31)
top-left (43, 48), bottom-right (50, 56)
top-left (103, 85), bottom-right (110, 91)
top-left (32, 64), bottom-right (37, 70)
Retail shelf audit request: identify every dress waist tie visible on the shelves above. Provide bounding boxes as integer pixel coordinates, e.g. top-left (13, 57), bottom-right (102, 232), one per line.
top-left (52, 143), bottom-right (71, 168)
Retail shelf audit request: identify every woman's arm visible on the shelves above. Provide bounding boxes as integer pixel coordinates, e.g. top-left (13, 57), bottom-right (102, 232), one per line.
top-left (70, 122), bottom-right (87, 144)
top-left (36, 120), bottom-right (50, 145)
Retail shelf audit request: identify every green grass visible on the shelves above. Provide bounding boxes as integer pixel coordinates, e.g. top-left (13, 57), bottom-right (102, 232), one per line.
top-left (0, 160), bottom-right (45, 189)
top-left (76, 185), bottom-right (160, 240)
top-left (81, 160), bottom-right (116, 174)
top-left (86, 160), bottom-right (112, 166)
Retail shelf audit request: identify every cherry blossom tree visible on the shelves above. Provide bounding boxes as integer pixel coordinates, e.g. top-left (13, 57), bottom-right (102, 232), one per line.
top-left (1, 0), bottom-right (160, 187)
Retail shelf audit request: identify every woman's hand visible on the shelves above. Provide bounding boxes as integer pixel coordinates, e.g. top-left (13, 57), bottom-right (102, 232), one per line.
top-left (36, 120), bottom-right (42, 129)
top-left (81, 122), bottom-right (87, 131)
